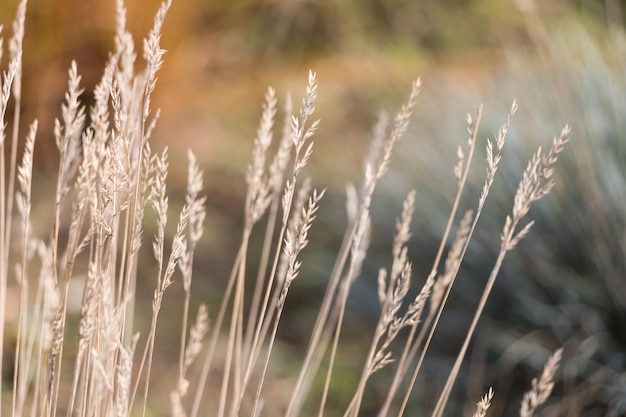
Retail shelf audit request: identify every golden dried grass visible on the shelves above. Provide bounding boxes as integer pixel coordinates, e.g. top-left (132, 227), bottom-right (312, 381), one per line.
top-left (0, 1), bottom-right (568, 417)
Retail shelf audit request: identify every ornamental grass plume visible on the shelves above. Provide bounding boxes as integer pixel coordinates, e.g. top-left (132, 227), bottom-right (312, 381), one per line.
top-left (0, 1), bottom-right (573, 417)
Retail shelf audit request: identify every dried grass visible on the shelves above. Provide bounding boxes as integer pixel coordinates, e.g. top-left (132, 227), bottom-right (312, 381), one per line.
top-left (0, 1), bottom-right (570, 417)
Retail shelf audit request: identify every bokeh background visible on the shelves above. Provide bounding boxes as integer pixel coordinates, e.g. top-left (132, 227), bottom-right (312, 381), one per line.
top-left (1, 0), bottom-right (626, 415)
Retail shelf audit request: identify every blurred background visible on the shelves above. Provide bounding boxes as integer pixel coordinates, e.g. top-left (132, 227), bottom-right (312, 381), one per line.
top-left (1, 0), bottom-right (626, 416)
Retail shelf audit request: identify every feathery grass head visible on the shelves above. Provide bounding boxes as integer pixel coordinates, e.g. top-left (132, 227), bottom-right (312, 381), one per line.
top-left (0, 1), bottom-right (579, 417)
top-left (520, 348), bottom-right (563, 417)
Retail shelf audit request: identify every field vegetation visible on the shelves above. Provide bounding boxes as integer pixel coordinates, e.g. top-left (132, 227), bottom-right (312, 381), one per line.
top-left (0, 0), bottom-right (624, 416)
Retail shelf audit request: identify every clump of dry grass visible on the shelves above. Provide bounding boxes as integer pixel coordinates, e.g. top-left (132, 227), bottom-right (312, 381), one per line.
top-left (0, 1), bottom-right (570, 416)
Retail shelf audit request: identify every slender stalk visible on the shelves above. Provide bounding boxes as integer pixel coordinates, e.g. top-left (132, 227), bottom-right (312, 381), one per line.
top-left (318, 283), bottom-right (349, 417)
top-left (396, 103), bottom-right (519, 416)
top-left (250, 296), bottom-right (284, 417)
top-left (381, 106), bottom-right (483, 416)
top-left (430, 127), bottom-right (568, 417)
top-left (285, 211), bottom-right (357, 417)
top-left (178, 285), bottom-right (192, 380)
top-left (243, 198), bottom-right (279, 363)
top-left (219, 230), bottom-right (249, 417)
top-left (0, 8), bottom-right (26, 413)
top-left (190, 246), bottom-right (244, 417)
top-left (0, 52), bottom-right (20, 417)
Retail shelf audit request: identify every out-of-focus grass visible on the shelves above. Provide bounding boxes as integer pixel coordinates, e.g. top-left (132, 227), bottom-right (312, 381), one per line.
top-left (375, 18), bottom-right (626, 416)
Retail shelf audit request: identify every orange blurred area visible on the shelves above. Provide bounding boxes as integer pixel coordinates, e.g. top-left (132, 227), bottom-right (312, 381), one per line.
top-left (0, 0), bottom-right (606, 181)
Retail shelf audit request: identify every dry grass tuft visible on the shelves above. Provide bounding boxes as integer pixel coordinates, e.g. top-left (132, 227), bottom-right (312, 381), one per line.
top-left (0, 1), bottom-right (573, 417)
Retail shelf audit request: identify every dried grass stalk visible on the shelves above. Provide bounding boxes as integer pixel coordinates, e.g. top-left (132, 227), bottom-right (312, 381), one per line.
top-left (520, 348), bottom-right (563, 417)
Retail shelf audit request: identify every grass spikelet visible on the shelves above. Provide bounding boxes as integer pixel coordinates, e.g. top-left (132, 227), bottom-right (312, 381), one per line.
top-left (520, 348), bottom-right (563, 417)
top-left (432, 126), bottom-right (569, 417)
top-left (246, 87), bottom-right (277, 227)
top-left (472, 388), bottom-right (494, 417)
